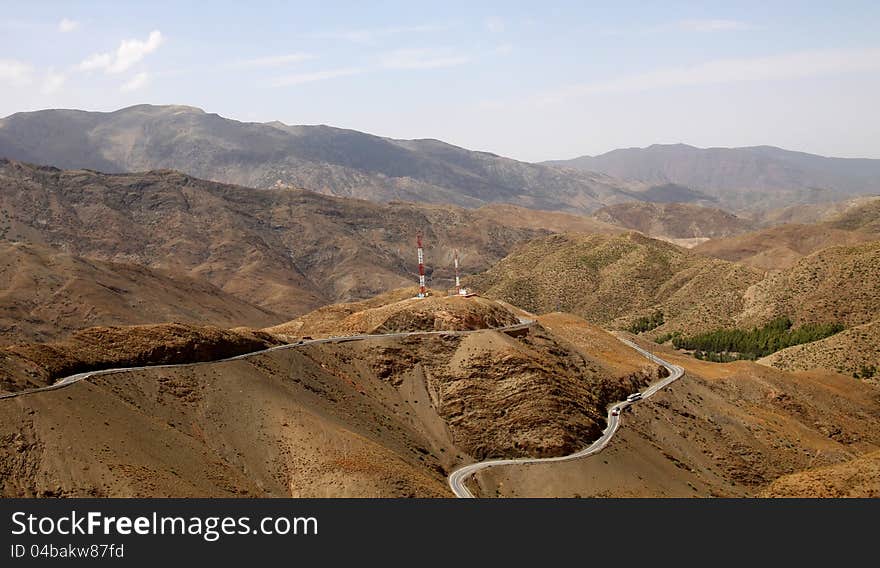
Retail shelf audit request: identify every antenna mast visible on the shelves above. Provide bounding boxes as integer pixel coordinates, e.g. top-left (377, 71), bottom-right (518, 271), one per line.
top-left (454, 249), bottom-right (461, 294)
top-left (417, 234), bottom-right (426, 298)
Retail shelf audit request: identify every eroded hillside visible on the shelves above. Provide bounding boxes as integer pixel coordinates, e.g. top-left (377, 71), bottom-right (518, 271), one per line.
top-left (473, 339), bottom-right (880, 497)
top-left (0, 296), bottom-right (660, 497)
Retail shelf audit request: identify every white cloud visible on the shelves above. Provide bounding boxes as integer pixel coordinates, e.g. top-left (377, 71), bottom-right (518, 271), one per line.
top-left (58, 18), bottom-right (80, 33)
top-left (78, 30), bottom-right (164, 74)
top-left (676, 19), bottom-right (755, 32)
top-left (486, 17), bottom-right (505, 33)
top-left (0, 59), bottom-right (33, 86)
top-left (271, 67), bottom-right (367, 87)
top-left (308, 24), bottom-right (445, 43)
top-left (233, 53), bottom-right (314, 68)
top-left (120, 72), bottom-right (149, 92)
top-left (534, 48), bottom-right (880, 105)
top-left (381, 48), bottom-right (470, 70)
top-left (78, 52), bottom-right (112, 72)
top-left (41, 68), bottom-right (66, 94)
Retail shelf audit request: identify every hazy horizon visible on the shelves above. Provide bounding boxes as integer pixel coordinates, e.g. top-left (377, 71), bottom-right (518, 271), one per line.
top-left (2, 1), bottom-right (879, 161)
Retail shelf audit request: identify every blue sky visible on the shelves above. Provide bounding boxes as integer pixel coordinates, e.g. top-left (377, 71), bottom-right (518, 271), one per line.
top-left (2, 1), bottom-right (879, 161)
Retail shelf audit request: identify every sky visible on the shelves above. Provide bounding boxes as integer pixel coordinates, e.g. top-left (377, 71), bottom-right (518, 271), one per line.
top-left (1, 1), bottom-right (880, 161)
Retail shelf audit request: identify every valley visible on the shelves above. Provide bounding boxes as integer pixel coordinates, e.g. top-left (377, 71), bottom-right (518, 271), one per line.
top-left (0, 109), bottom-right (878, 500)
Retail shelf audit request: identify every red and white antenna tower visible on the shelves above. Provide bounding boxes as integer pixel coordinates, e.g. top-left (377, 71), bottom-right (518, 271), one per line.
top-left (453, 249), bottom-right (461, 294)
top-left (417, 234), bottom-right (426, 298)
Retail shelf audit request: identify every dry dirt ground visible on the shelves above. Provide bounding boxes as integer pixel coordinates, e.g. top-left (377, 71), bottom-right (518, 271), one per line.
top-left (473, 339), bottom-right (880, 497)
top-left (0, 299), bottom-right (660, 497)
top-left (3, 296), bottom-right (876, 498)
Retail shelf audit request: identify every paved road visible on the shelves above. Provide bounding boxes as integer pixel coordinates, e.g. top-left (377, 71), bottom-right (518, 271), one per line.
top-left (447, 337), bottom-right (685, 498)
top-left (0, 315), bottom-right (684, 500)
top-left (0, 321), bottom-right (534, 401)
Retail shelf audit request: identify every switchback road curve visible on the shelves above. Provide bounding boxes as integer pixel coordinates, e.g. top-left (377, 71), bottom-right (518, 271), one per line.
top-left (447, 337), bottom-right (685, 498)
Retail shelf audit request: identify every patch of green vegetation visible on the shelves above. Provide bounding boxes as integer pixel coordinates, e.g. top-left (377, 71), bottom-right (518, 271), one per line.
top-left (654, 331), bottom-right (681, 344)
top-left (672, 317), bottom-right (844, 360)
top-left (628, 311), bottom-right (664, 334)
top-left (854, 365), bottom-right (877, 379)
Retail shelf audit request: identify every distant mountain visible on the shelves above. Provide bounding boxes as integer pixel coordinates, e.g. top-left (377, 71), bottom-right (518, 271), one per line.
top-left (546, 144), bottom-right (880, 211)
top-left (0, 159), bottom-right (620, 324)
top-left (0, 104), bottom-right (637, 214)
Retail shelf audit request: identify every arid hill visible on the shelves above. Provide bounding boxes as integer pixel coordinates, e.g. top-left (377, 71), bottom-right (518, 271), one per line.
top-left (0, 323), bottom-right (281, 394)
top-left (692, 196), bottom-right (880, 270)
top-left (468, 232), bottom-right (763, 334)
top-left (759, 451), bottom-right (880, 497)
top-left (592, 202), bottom-right (754, 240)
top-left (0, 241), bottom-right (281, 345)
top-left (471, 232), bottom-right (878, 342)
top-left (0, 297), bottom-right (661, 497)
top-left (0, 159), bottom-right (621, 322)
top-left (267, 290), bottom-right (521, 338)
top-left (736, 241), bottom-right (880, 328)
top-left (0, 104), bottom-right (638, 215)
top-left (473, 339), bottom-right (880, 497)
top-left (749, 195), bottom-right (880, 226)
top-left (759, 320), bottom-right (880, 380)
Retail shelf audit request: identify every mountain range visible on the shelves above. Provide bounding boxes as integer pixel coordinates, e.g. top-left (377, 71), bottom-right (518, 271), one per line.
top-left (4, 105), bottom-right (879, 215)
top-left (0, 158), bottom-right (620, 335)
top-left (0, 105), bottom-right (639, 215)
top-left (546, 143), bottom-right (880, 211)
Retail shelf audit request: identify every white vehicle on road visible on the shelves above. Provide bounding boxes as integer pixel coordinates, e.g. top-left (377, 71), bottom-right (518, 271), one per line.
top-left (626, 392), bottom-right (642, 402)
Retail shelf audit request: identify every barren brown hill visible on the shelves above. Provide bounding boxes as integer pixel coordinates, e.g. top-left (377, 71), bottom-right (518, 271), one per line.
top-left (737, 241), bottom-right (880, 328)
top-left (592, 202), bottom-right (754, 239)
top-left (468, 232), bottom-right (763, 335)
top-left (0, 158), bottom-right (614, 322)
top-left (0, 323), bottom-right (281, 394)
top-left (473, 340), bottom-right (880, 497)
top-left (0, 241), bottom-right (282, 345)
top-left (759, 451), bottom-right (880, 497)
top-left (750, 195), bottom-right (880, 226)
top-left (266, 290), bottom-right (520, 339)
top-left (693, 197), bottom-right (880, 270)
top-left (759, 320), bottom-right (880, 380)
top-left (0, 298), bottom-right (662, 497)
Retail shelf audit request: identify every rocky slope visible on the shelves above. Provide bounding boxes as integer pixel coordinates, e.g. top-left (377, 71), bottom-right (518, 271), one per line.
top-left (267, 290), bottom-right (520, 338)
top-left (592, 202), bottom-right (754, 239)
top-left (0, 105), bottom-right (638, 214)
top-left (692, 197), bottom-right (880, 270)
top-left (759, 451), bottom-right (880, 497)
top-left (471, 231), bottom-right (878, 344)
top-left (759, 320), bottom-right (880, 380)
top-left (0, 297), bottom-right (659, 497)
top-left (736, 241), bottom-right (880, 328)
top-left (468, 232), bottom-right (763, 334)
top-left (0, 159), bottom-right (621, 322)
top-left (0, 241), bottom-right (282, 344)
top-left (474, 342), bottom-right (880, 497)
top-left (0, 323), bottom-right (281, 394)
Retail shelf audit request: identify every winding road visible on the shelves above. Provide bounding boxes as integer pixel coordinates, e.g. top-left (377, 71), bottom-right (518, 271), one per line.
top-left (0, 317), bottom-right (684, 500)
top-left (0, 321), bottom-right (534, 401)
top-left (447, 337), bottom-right (685, 498)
